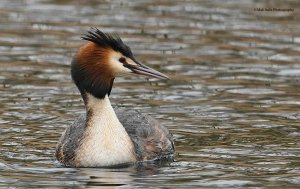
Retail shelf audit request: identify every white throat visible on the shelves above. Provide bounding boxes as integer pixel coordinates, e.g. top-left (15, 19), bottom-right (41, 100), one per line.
top-left (74, 94), bottom-right (136, 167)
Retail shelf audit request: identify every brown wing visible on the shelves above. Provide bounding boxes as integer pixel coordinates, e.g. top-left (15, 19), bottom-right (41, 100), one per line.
top-left (115, 108), bottom-right (175, 161)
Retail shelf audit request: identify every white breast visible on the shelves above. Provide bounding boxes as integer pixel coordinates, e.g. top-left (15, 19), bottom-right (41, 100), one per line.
top-left (74, 94), bottom-right (136, 167)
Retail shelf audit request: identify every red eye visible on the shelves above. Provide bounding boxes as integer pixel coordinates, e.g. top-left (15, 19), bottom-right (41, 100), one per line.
top-left (119, 57), bottom-right (126, 63)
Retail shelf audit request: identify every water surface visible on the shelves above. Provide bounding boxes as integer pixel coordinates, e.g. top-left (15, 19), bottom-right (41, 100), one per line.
top-left (1, 0), bottom-right (300, 188)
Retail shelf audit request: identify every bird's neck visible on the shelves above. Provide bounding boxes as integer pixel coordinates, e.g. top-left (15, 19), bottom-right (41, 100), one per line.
top-left (75, 93), bottom-right (136, 167)
top-left (84, 93), bottom-right (124, 135)
top-left (85, 93), bottom-right (117, 121)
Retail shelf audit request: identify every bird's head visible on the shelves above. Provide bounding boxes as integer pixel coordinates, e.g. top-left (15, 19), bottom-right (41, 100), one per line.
top-left (71, 28), bottom-right (169, 100)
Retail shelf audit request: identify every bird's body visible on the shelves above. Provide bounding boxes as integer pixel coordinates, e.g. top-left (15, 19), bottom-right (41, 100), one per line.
top-left (55, 28), bottom-right (175, 167)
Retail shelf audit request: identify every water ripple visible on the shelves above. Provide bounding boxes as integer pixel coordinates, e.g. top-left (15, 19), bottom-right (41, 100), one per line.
top-left (1, 0), bottom-right (300, 188)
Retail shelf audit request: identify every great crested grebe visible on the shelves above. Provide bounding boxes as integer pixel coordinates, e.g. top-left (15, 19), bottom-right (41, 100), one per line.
top-left (55, 28), bottom-right (175, 167)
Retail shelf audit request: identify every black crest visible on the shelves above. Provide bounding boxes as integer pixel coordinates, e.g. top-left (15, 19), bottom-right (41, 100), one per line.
top-left (81, 28), bottom-right (133, 58)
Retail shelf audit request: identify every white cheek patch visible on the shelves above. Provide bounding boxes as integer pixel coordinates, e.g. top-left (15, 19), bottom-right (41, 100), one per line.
top-left (109, 51), bottom-right (136, 76)
top-left (111, 56), bottom-right (132, 74)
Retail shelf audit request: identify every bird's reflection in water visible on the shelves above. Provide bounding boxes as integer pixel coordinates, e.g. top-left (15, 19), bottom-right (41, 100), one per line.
top-left (78, 160), bottom-right (174, 187)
